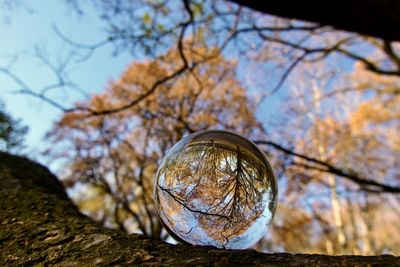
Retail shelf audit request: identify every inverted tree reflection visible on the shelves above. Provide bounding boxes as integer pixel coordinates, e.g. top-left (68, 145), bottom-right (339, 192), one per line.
top-left (155, 132), bottom-right (276, 249)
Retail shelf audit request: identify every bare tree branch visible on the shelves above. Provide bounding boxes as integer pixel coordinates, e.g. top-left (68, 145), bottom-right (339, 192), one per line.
top-left (254, 140), bottom-right (400, 193)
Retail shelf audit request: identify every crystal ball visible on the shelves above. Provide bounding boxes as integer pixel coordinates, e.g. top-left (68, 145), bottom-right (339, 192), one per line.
top-left (154, 130), bottom-right (277, 249)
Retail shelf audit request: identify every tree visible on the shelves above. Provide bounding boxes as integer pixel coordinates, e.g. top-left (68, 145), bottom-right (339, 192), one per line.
top-left (255, 61), bottom-right (400, 254)
top-left (47, 43), bottom-right (259, 240)
top-left (4, 2), bottom-right (400, 176)
top-left (50, 2), bottom-right (399, 189)
top-left (0, 101), bottom-right (28, 153)
top-left (24, 0), bottom-right (395, 195)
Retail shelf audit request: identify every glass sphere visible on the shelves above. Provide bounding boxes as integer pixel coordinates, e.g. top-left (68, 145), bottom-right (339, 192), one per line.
top-left (154, 130), bottom-right (277, 249)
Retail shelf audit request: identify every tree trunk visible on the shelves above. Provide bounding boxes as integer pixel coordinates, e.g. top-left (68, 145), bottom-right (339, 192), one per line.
top-left (230, 0), bottom-right (400, 41)
top-left (0, 152), bottom-right (398, 266)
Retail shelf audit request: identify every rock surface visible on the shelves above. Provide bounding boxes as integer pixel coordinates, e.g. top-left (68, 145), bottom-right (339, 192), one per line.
top-left (1, 152), bottom-right (399, 266)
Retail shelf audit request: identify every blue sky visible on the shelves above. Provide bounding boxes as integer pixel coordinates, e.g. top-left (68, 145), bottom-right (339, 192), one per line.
top-left (0, 1), bottom-right (133, 168)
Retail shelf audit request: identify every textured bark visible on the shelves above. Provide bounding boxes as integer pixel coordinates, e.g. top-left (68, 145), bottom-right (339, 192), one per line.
top-left (0, 152), bottom-right (399, 266)
top-left (230, 0), bottom-right (400, 41)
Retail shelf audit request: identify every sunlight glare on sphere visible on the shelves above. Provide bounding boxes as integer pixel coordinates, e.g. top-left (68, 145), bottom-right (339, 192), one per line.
top-left (154, 130), bottom-right (277, 249)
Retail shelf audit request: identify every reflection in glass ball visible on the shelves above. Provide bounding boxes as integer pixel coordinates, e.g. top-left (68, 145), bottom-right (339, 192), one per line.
top-left (154, 130), bottom-right (277, 249)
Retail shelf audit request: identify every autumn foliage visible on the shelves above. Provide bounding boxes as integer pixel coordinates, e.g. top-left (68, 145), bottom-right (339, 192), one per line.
top-left (48, 44), bottom-right (258, 239)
